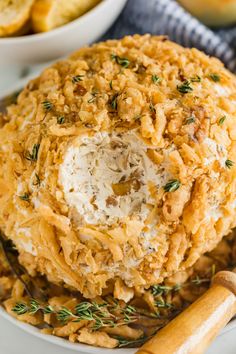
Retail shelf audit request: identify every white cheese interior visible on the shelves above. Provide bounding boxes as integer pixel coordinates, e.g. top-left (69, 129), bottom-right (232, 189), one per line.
top-left (59, 131), bottom-right (170, 226)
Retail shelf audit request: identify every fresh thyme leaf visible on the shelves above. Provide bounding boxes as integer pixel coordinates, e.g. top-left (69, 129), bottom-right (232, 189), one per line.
top-left (164, 179), bottom-right (181, 192)
top-left (218, 116), bottom-right (226, 125)
top-left (42, 100), bottom-right (53, 111)
top-left (11, 298), bottom-right (158, 330)
top-left (155, 300), bottom-right (173, 309)
top-left (225, 159), bottom-right (234, 169)
top-left (111, 54), bottom-right (130, 68)
top-left (190, 75), bottom-right (201, 83)
top-left (115, 336), bottom-right (149, 348)
top-left (29, 299), bottom-right (40, 314)
top-left (72, 75), bottom-right (84, 83)
top-left (33, 173), bottom-right (41, 186)
top-left (12, 302), bottom-right (28, 315)
top-left (75, 302), bottom-right (92, 313)
top-left (173, 284), bottom-right (182, 291)
top-left (110, 93), bottom-right (118, 110)
top-left (87, 91), bottom-right (98, 103)
top-left (123, 305), bottom-right (136, 315)
top-left (57, 116), bottom-right (65, 124)
top-left (43, 305), bottom-right (54, 314)
top-left (177, 80), bottom-right (193, 94)
top-left (209, 73), bottom-right (220, 82)
top-left (25, 144), bottom-right (40, 162)
top-left (57, 307), bottom-right (74, 322)
top-left (191, 276), bottom-right (210, 285)
top-left (211, 264), bottom-right (216, 277)
top-left (19, 193), bottom-right (30, 202)
top-left (109, 80), bottom-right (113, 90)
top-left (184, 116), bottom-right (195, 125)
top-left (152, 285), bottom-right (172, 296)
top-left (152, 75), bottom-right (161, 84)
top-left (149, 102), bottom-right (156, 113)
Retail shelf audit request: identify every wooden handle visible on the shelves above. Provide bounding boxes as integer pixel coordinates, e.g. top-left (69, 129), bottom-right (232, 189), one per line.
top-left (136, 270), bottom-right (236, 354)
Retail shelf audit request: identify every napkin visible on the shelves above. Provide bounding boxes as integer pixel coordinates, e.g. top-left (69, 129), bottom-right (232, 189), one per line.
top-left (105, 0), bottom-right (236, 72)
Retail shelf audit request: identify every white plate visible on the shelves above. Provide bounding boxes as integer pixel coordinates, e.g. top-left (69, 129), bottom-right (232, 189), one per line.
top-left (0, 306), bottom-right (236, 354)
top-left (0, 0), bottom-right (128, 65)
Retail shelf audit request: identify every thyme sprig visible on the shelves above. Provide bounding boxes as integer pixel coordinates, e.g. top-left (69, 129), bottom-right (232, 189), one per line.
top-left (115, 335), bottom-right (149, 348)
top-left (25, 144), bottom-right (40, 162)
top-left (12, 300), bottom-right (157, 329)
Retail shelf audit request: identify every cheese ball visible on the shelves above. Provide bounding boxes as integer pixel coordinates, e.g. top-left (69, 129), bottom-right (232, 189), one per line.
top-left (0, 35), bottom-right (236, 299)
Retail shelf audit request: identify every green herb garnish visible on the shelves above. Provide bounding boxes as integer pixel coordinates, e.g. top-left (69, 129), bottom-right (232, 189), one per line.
top-left (191, 276), bottom-right (210, 285)
top-left (19, 193), bottom-right (30, 202)
top-left (190, 75), bottom-right (201, 83)
top-left (152, 75), bottom-right (161, 84)
top-left (184, 116), bottom-right (195, 125)
top-left (109, 80), bottom-right (113, 90)
top-left (225, 159), bottom-right (234, 169)
top-left (149, 102), bottom-right (156, 113)
top-left (88, 91), bottom-right (98, 104)
top-left (164, 179), bottom-right (181, 192)
top-left (110, 93), bottom-right (118, 110)
top-left (177, 81), bottom-right (193, 94)
top-left (57, 116), bottom-right (65, 124)
top-left (12, 302), bottom-right (28, 315)
top-left (111, 54), bottom-right (130, 68)
top-left (72, 75), bottom-right (84, 83)
top-left (42, 100), bottom-right (53, 111)
top-left (155, 300), bottom-right (173, 309)
top-left (12, 299), bottom-right (157, 330)
top-left (115, 336), bottom-right (149, 348)
top-left (209, 73), bottom-right (220, 82)
top-left (218, 116), bottom-right (226, 125)
top-left (152, 285), bottom-right (172, 296)
top-left (33, 173), bottom-right (41, 186)
top-left (25, 144), bottom-right (40, 162)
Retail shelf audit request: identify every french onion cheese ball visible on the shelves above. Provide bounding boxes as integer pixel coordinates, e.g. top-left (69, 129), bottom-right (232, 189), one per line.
top-left (0, 35), bottom-right (236, 299)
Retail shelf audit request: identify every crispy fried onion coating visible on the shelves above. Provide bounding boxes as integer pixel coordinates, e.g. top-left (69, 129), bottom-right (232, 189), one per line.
top-left (0, 34), bottom-right (236, 298)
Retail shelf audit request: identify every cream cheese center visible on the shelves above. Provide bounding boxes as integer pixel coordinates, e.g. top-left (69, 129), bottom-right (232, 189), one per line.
top-left (59, 131), bottom-right (169, 225)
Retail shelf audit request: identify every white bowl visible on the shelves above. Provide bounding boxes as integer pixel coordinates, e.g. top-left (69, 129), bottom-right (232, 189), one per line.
top-left (0, 0), bottom-right (127, 65)
top-left (0, 306), bottom-right (236, 354)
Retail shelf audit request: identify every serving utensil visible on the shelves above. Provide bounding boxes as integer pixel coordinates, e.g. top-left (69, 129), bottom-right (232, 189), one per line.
top-left (137, 269), bottom-right (236, 354)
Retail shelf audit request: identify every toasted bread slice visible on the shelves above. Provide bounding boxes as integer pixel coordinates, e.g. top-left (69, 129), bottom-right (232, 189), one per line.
top-left (178, 0), bottom-right (236, 27)
top-left (31, 0), bottom-right (101, 33)
top-left (0, 0), bottom-right (35, 37)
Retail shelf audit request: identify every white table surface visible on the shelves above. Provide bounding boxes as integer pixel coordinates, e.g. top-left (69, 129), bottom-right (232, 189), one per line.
top-left (0, 65), bottom-right (236, 354)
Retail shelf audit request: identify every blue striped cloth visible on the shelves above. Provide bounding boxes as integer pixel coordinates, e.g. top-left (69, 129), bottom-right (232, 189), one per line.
top-left (104, 0), bottom-right (236, 72)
